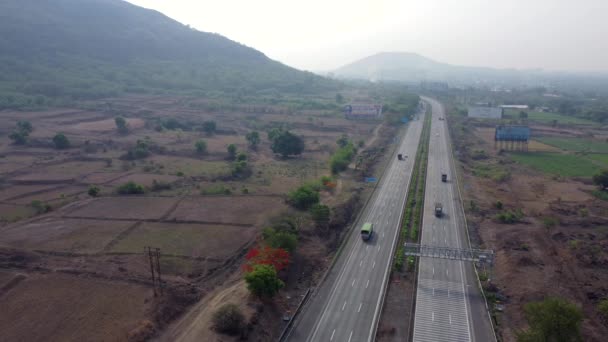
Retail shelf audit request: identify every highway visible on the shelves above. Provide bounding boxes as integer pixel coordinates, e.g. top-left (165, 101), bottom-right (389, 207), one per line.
top-left (412, 96), bottom-right (495, 342)
top-left (288, 107), bottom-right (425, 342)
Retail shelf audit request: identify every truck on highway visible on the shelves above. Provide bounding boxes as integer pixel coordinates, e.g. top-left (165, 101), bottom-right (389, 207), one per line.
top-left (361, 222), bottom-right (373, 241)
top-left (435, 203), bottom-right (443, 217)
top-left (398, 153), bottom-right (403, 160)
top-left (441, 173), bottom-right (447, 182)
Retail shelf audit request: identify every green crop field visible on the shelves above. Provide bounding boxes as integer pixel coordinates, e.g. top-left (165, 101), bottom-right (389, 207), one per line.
top-left (510, 152), bottom-right (602, 177)
top-left (586, 154), bottom-right (608, 167)
top-left (505, 109), bottom-right (595, 125)
top-left (536, 137), bottom-right (608, 153)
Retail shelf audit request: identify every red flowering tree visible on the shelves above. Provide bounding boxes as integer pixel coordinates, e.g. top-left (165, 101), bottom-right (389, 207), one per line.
top-left (243, 246), bottom-right (290, 273)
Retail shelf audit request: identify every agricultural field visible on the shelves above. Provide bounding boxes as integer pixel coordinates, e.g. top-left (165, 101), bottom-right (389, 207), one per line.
top-left (510, 152), bottom-right (603, 177)
top-left (535, 136), bottom-right (608, 153)
top-left (504, 108), bottom-right (596, 125)
top-left (449, 103), bottom-right (608, 341)
top-left (0, 91), bottom-right (394, 340)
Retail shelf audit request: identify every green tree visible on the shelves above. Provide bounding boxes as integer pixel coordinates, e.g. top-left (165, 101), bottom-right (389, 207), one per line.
top-left (31, 200), bottom-right (51, 214)
top-left (263, 227), bottom-right (297, 253)
top-left (227, 144), bottom-right (237, 160)
top-left (52, 133), bottom-right (70, 149)
top-left (267, 127), bottom-right (282, 142)
top-left (88, 185), bottom-right (100, 197)
top-left (115, 116), bottom-right (129, 134)
top-left (244, 264), bottom-right (284, 298)
top-left (310, 203), bottom-right (331, 227)
top-left (202, 120), bottom-right (216, 135)
top-left (271, 131), bottom-right (304, 157)
top-left (17, 120), bottom-right (33, 134)
top-left (593, 169), bottom-right (608, 190)
top-left (516, 297), bottom-right (583, 342)
top-left (288, 185), bottom-right (319, 210)
top-left (231, 160), bottom-right (249, 177)
top-left (336, 134), bottom-right (349, 148)
top-left (194, 140), bottom-right (207, 154)
top-left (236, 152), bottom-right (247, 162)
top-left (246, 131), bottom-right (260, 150)
top-left (9, 131), bottom-right (28, 145)
top-left (212, 304), bottom-right (245, 335)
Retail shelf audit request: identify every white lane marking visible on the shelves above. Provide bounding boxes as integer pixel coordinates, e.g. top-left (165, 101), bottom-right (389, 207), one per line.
top-left (382, 232), bottom-right (385, 238)
top-left (348, 331), bottom-right (353, 342)
top-left (352, 279), bottom-right (356, 287)
top-left (366, 245), bottom-right (369, 251)
top-left (330, 329), bottom-right (335, 341)
top-left (432, 267), bottom-right (434, 275)
top-left (432, 311), bottom-right (435, 322)
top-left (433, 287), bottom-right (435, 296)
top-left (358, 303), bottom-right (362, 313)
top-left (360, 260), bottom-right (363, 267)
top-left (449, 314), bottom-right (452, 325)
top-left (342, 301), bottom-right (347, 311)
top-left (372, 261), bottom-right (376, 269)
top-left (366, 279), bottom-right (370, 288)
top-left (446, 269), bottom-right (449, 276)
top-left (377, 245), bottom-right (381, 252)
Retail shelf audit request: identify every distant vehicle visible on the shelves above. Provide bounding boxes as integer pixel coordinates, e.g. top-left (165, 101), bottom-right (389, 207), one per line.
top-left (398, 154), bottom-right (403, 160)
top-left (434, 203), bottom-right (443, 217)
top-left (441, 173), bottom-right (447, 182)
top-left (361, 222), bottom-right (373, 241)
top-left (439, 117), bottom-right (445, 121)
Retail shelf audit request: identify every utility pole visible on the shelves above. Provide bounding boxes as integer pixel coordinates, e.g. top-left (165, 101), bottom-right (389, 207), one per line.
top-left (145, 246), bottom-right (162, 296)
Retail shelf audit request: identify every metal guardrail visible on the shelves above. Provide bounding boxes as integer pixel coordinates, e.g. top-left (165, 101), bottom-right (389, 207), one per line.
top-left (403, 243), bottom-right (494, 265)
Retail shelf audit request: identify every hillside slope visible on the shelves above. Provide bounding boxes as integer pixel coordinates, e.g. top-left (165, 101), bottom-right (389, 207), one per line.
top-left (0, 0), bottom-right (336, 108)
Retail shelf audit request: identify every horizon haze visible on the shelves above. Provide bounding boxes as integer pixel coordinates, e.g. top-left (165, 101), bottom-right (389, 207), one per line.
top-left (126, 0), bottom-right (608, 73)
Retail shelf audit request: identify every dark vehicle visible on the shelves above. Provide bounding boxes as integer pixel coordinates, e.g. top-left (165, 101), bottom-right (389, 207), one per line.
top-left (441, 173), bottom-right (447, 182)
top-left (398, 154), bottom-right (403, 160)
top-left (435, 203), bottom-right (443, 217)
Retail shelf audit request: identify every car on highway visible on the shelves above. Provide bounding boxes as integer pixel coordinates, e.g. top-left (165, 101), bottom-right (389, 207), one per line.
top-left (360, 222), bottom-right (373, 241)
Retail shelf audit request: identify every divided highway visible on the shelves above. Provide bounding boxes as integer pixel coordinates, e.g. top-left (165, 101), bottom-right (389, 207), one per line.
top-left (412, 97), bottom-right (495, 342)
top-left (288, 108), bottom-right (425, 342)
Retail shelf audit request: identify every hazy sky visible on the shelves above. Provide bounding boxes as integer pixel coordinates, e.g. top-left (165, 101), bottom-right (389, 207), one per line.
top-left (126, 0), bottom-right (608, 72)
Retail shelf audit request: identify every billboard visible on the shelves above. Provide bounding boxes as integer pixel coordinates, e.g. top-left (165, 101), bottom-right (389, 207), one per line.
top-left (468, 106), bottom-right (503, 119)
top-left (495, 125), bottom-right (530, 141)
top-left (344, 104), bottom-right (383, 120)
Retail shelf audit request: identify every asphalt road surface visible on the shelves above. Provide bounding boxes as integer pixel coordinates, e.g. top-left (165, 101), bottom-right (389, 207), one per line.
top-left (288, 109), bottom-right (425, 342)
top-left (411, 96), bottom-right (495, 342)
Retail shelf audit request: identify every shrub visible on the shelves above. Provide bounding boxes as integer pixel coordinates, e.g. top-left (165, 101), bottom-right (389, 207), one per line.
top-left (593, 169), bottom-right (608, 189)
top-left (212, 304), bottom-right (245, 335)
top-left (516, 297), bottom-right (583, 342)
top-left (598, 299), bottom-right (608, 318)
top-left (151, 180), bottom-right (172, 192)
top-left (9, 131), bottom-right (28, 145)
top-left (246, 131), bottom-right (260, 150)
top-left (202, 121), bottom-right (216, 135)
top-left (52, 133), bottom-right (70, 149)
top-left (310, 203), bottom-right (330, 227)
top-left (263, 227), bottom-right (297, 253)
top-left (271, 130), bottom-right (305, 157)
top-left (88, 185), bottom-right (100, 197)
top-left (227, 144), bottom-right (237, 160)
top-left (288, 185), bottom-right (320, 210)
top-left (330, 143), bottom-right (356, 174)
top-left (117, 181), bottom-right (145, 195)
top-left (115, 116), bottom-right (129, 134)
top-left (542, 216), bottom-right (559, 230)
top-left (494, 201), bottom-right (503, 210)
top-left (495, 210), bottom-right (523, 224)
top-left (31, 200), bottom-right (51, 214)
top-left (194, 140), bottom-right (207, 154)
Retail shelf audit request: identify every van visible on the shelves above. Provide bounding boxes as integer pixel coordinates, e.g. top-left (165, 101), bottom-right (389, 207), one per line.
top-left (361, 222), bottom-right (373, 241)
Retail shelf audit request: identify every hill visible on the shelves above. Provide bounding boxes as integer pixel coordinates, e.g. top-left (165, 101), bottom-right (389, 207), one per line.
top-left (0, 0), bottom-right (336, 109)
top-left (333, 52), bottom-right (608, 93)
top-left (333, 52), bottom-right (527, 85)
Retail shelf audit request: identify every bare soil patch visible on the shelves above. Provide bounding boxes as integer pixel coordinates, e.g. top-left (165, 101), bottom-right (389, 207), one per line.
top-left (110, 222), bottom-right (256, 258)
top-left (168, 196), bottom-right (286, 225)
top-left (0, 273), bottom-right (150, 342)
top-left (70, 118), bottom-right (145, 132)
top-left (66, 197), bottom-right (178, 220)
top-left (0, 217), bottom-right (131, 253)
